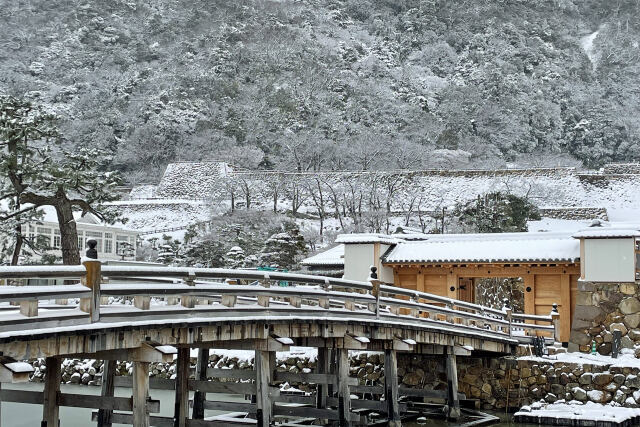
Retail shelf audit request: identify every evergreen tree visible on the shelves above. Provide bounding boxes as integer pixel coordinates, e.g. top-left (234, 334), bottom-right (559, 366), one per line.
top-left (257, 223), bottom-right (307, 270)
top-left (224, 246), bottom-right (246, 269)
top-left (453, 192), bottom-right (541, 233)
top-left (0, 96), bottom-right (122, 265)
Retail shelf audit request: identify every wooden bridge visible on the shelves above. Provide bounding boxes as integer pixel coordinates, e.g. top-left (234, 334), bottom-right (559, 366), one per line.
top-left (0, 257), bottom-right (559, 427)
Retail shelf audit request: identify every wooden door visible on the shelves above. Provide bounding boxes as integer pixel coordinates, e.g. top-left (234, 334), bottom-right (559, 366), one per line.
top-left (458, 278), bottom-right (474, 303)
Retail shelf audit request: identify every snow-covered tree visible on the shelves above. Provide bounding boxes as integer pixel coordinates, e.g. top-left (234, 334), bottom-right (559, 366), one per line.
top-left (0, 96), bottom-right (122, 264)
top-left (257, 223), bottom-right (307, 270)
top-left (224, 246), bottom-right (246, 269)
top-left (453, 192), bottom-right (541, 233)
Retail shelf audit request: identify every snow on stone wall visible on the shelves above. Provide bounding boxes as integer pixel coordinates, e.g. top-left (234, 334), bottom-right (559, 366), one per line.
top-left (152, 163), bottom-right (640, 213)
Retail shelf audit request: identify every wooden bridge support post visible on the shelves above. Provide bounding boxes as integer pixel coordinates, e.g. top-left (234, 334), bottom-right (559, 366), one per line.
top-left (42, 356), bottom-right (61, 427)
top-left (192, 348), bottom-right (209, 419)
top-left (316, 347), bottom-right (329, 410)
top-left (445, 347), bottom-right (461, 420)
top-left (336, 348), bottom-right (351, 425)
top-left (174, 347), bottom-right (190, 427)
top-left (133, 361), bottom-right (150, 427)
top-left (255, 349), bottom-right (274, 427)
top-left (384, 349), bottom-right (401, 427)
top-left (97, 359), bottom-right (116, 427)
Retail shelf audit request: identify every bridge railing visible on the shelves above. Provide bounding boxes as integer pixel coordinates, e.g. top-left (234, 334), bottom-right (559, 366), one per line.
top-left (0, 262), bottom-right (559, 343)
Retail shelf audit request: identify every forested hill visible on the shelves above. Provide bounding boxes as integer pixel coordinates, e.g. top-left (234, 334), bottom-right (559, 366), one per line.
top-left (2, 0), bottom-right (639, 181)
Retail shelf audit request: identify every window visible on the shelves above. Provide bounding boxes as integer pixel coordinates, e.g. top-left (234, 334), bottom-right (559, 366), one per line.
top-left (36, 227), bottom-right (53, 247)
top-left (78, 231), bottom-right (84, 251)
top-left (53, 230), bottom-right (61, 249)
top-left (85, 231), bottom-right (103, 252)
top-left (104, 233), bottom-right (113, 253)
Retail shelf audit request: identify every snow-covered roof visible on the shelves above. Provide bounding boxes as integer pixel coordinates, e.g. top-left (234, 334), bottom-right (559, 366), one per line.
top-left (573, 228), bottom-right (640, 239)
top-left (335, 233), bottom-right (400, 245)
top-left (382, 233), bottom-right (580, 264)
top-left (301, 245), bottom-right (344, 267)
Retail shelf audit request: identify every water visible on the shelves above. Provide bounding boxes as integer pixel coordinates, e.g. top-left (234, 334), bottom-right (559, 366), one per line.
top-left (2, 382), bottom-right (245, 426)
top-left (3, 383), bottom-right (537, 426)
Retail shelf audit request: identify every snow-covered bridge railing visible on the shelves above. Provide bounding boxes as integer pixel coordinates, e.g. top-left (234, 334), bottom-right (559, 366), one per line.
top-left (0, 263), bottom-right (559, 345)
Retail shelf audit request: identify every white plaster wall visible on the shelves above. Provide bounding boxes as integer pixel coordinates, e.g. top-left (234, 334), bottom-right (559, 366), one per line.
top-left (583, 238), bottom-right (635, 283)
top-left (378, 244), bottom-right (395, 284)
top-left (343, 244), bottom-right (376, 281)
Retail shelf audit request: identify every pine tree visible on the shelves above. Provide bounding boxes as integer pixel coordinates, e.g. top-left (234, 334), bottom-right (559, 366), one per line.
top-left (0, 96), bottom-right (122, 265)
top-left (224, 246), bottom-right (246, 269)
top-left (453, 192), bottom-right (541, 233)
top-left (257, 223), bottom-right (307, 270)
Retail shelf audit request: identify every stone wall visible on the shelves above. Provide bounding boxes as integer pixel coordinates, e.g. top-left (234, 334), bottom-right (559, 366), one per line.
top-left (570, 281), bottom-right (640, 356)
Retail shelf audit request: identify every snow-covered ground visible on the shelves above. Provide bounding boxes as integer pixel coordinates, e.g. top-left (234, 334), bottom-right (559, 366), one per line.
top-left (520, 349), bottom-right (640, 369)
top-left (517, 401), bottom-right (640, 423)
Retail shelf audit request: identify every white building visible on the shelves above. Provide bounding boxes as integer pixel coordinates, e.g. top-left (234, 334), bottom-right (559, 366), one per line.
top-left (24, 206), bottom-right (138, 262)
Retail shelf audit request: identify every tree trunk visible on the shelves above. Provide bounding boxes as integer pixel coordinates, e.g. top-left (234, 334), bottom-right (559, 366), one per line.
top-left (55, 189), bottom-right (80, 265)
top-left (11, 198), bottom-right (23, 265)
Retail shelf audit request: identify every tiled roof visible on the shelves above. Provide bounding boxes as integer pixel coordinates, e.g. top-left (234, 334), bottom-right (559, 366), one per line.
top-left (301, 245), bottom-right (344, 266)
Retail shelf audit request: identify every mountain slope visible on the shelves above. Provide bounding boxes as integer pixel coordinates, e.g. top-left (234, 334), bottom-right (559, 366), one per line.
top-left (1, 0), bottom-right (639, 180)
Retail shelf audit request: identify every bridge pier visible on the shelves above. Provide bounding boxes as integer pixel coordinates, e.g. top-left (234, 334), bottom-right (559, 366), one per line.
top-left (97, 359), bottom-right (116, 427)
top-left (192, 347), bottom-right (209, 419)
top-left (336, 348), bottom-right (351, 425)
top-left (133, 361), bottom-right (150, 427)
top-left (384, 348), bottom-right (401, 427)
top-left (42, 356), bottom-right (61, 427)
top-left (446, 347), bottom-right (461, 420)
top-left (174, 347), bottom-right (190, 427)
top-left (255, 349), bottom-right (274, 427)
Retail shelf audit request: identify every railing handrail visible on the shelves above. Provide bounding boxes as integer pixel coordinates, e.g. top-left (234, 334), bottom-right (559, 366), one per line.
top-left (0, 264), bottom-right (559, 344)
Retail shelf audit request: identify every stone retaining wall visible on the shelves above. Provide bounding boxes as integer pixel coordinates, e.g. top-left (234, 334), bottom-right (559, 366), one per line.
top-left (26, 351), bottom-right (640, 411)
top-left (570, 282), bottom-right (640, 356)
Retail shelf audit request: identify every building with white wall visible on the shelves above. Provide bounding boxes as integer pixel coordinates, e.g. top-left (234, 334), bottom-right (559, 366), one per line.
top-left (24, 207), bottom-right (138, 263)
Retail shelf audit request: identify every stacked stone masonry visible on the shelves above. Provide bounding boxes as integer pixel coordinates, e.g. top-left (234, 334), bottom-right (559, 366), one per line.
top-left (27, 351), bottom-right (640, 411)
top-left (570, 282), bottom-right (640, 356)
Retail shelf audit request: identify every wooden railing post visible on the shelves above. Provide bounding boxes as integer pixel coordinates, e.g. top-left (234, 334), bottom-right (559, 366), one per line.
top-left (80, 240), bottom-right (101, 323)
top-left (181, 272), bottom-right (196, 308)
top-left (257, 274), bottom-right (270, 307)
top-left (551, 303), bottom-right (560, 342)
top-left (502, 298), bottom-right (512, 338)
top-left (318, 278), bottom-right (330, 309)
top-left (369, 266), bottom-right (381, 318)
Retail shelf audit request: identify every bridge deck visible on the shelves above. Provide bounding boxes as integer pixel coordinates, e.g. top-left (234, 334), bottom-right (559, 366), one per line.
top-left (0, 263), bottom-right (560, 426)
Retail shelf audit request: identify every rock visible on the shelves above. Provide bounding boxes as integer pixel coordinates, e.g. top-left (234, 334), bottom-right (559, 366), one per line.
top-left (481, 383), bottom-right (492, 394)
top-left (603, 330), bottom-right (613, 343)
top-left (629, 329), bottom-right (640, 341)
top-left (625, 314), bottom-right (640, 330)
top-left (610, 323), bottom-right (628, 336)
top-left (569, 331), bottom-right (593, 346)
top-left (587, 389), bottom-right (605, 403)
top-left (634, 390), bottom-right (640, 402)
top-left (576, 292), bottom-right (593, 306)
top-left (614, 374), bottom-right (626, 385)
top-left (626, 375), bottom-right (640, 388)
top-left (545, 393), bottom-right (557, 403)
top-left (614, 389), bottom-right (627, 404)
top-left (605, 382), bottom-right (618, 392)
top-left (573, 387), bottom-right (587, 401)
top-left (593, 373), bottom-right (613, 386)
top-left (579, 373), bottom-right (593, 385)
top-left (621, 336), bottom-right (635, 349)
top-left (598, 343), bottom-right (612, 355)
top-left (69, 372), bottom-right (81, 384)
top-left (620, 284), bottom-right (637, 295)
top-left (551, 384), bottom-right (564, 395)
top-left (620, 298), bottom-right (640, 315)
top-left (625, 397), bottom-right (639, 408)
top-left (402, 372), bottom-right (422, 386)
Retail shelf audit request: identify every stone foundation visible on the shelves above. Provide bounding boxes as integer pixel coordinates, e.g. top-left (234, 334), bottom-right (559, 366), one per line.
top-left (570, 281), bottom-right (640, 356)
top-left (27, 350), bottom-right (640, 411)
